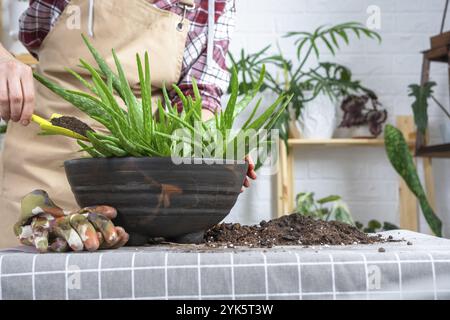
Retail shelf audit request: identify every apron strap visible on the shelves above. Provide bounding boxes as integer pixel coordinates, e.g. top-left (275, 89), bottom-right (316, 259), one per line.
top-left (88, 0), bottom-right (95, 37)
top-left (207, 0), bottom-right (215, 67)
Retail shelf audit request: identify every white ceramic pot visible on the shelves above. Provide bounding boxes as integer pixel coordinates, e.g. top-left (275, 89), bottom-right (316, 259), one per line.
top-left (298, 92), bottom-right (337, 139)
top-left (351, 125), bottom-right (373, 139)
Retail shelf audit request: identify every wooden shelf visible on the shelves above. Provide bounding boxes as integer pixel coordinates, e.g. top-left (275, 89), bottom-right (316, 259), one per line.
top-left (288, 138), bottom-right (385, 146)
top-left (15, 54), bottom-right (38, 66)
top-left (416, 143), bottom-right (450, 158)
top-left (423, 47), bottom-right (449, 63)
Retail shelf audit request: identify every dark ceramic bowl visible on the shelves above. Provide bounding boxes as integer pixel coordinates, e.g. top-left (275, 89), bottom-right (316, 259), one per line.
top-left (64, 157), bottom-right (248, 245)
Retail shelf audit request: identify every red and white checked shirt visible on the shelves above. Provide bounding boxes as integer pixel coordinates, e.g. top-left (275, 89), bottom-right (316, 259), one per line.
top-left (19, 0), bottom-right (236, 112)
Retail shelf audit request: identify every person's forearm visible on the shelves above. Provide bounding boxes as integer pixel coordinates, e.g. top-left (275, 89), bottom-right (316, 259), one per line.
top-left (0, 42), bottom-right (35, 125)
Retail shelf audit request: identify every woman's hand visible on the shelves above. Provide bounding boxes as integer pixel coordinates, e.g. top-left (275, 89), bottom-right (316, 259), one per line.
top-left (0, 47), bottom-right (35, 126)
top-left (242, 155), bottom-right (257, 192)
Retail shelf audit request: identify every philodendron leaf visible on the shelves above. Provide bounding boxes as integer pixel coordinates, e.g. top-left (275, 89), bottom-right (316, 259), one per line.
top-left (295, 192), bottom-right (315, 215)
top-left (408, 82), bottom-right (436, 135)
top-left (317, 195), bottom-right (341, 204)
top-left (331, 201), bottom-right (355, 226)
top-left (384, 124), bottom-right (442, 237)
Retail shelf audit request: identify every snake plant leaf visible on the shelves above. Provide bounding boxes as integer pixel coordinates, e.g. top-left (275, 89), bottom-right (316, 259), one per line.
top-left (384, 124), bottom-right (442, 237)
top-left (408, 82), bottom-right (436, 136)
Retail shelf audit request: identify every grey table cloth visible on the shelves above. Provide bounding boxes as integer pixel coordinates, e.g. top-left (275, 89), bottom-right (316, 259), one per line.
top-left (1, 230), bottom-right (449, 300)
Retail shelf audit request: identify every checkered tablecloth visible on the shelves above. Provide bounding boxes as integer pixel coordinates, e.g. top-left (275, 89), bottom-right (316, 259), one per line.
top-left (1, 230), bottom-right (450, 300)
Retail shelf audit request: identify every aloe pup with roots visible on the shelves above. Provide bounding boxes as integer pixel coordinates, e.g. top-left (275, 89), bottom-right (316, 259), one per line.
top-left (33, 35), bottom-right (292, 161)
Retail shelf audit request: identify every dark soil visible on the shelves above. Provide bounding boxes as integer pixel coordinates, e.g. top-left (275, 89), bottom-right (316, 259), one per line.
top-left (50, 116), bottom-right (94, 137)
top-left (204, 213), bottom-right (383, 248)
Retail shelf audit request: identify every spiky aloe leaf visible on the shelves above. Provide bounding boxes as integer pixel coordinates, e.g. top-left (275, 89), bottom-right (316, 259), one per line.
top-left (111, 49), bottom-right (143, 132)
top-left (384, 124), bottom-right (442, 237)
top-left (33, 73), bottom-right (111, 123)
top-left (137, 53), bottom-right (153, 141)
top-left (81, 34), bottom-right (126, 101)
top-left (223, 67), bottom-right (239, 127)
top-left (79, 59), bottom-right (125, 118)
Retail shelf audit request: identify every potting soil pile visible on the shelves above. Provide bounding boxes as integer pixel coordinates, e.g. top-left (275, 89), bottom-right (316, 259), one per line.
top-left (50, 116), bottom-right (94, 137)
top-left (204, 213), bottom-right (383, 248)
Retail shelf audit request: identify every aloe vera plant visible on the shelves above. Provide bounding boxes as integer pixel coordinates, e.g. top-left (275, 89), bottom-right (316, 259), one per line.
top-left (384, 124), bottom-right (442, 237)
top-left (34, 35), bottom-right (291, 160)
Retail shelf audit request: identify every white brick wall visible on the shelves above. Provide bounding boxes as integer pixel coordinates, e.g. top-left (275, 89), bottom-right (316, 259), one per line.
top-left (227, 0), bottom-right (450, 237)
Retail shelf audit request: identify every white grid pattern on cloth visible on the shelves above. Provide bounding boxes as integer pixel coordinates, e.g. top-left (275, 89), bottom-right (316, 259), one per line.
top-left (197, 253), bottom-right (202, 300)
top-left (2, 258), bottom-right (450, 277)
top-left (131, 253), bottom-right (136, 300)
top-left (64, 253), bottom-right (71, 300)
top-left (328, 254), bottom-right (337, 300)
top-left (164, 252), bottom-right (169, 300)
top-left (98, 253), bottom-right (103, 300)
top-left (294, 253), bottom-right (302, 300)
top-left (360, 253), bottom-right (370, 300)
top-left (31, 255), bottom-right (37, 301)
top-left (229, 253), bottom-right (235, 300)
top-left (426, 253), bottom-right (438, 300)
top-left (1, 249), bottom-right (450, 300)
top-left (103, 290), bottom-right (450, 300)
top-left (394, 253), bottom-right (403, 300)
top-left (261, 252), bottom-right (269, 300)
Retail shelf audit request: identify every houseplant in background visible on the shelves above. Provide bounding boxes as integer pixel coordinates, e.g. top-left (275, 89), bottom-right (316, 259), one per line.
top-left (294, 191), bottom-right (399, 233)
top-left (229, 22), bottom-right (382, 144)
top-left (33, 35), bottom-right (291, 244)
top-left (338, 93), bottom-right (388, 138)
top-left (408, 81), bottom-right (450, 143)
top-left (294, 192), bottom-right (354, 225)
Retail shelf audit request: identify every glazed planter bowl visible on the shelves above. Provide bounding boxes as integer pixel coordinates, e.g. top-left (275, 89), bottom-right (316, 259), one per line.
top-left (64, 157), bottom-right (248, 245)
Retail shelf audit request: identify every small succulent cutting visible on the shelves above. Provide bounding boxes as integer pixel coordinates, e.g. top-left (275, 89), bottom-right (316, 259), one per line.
top-left (33, 35), bottom-right (291, 160)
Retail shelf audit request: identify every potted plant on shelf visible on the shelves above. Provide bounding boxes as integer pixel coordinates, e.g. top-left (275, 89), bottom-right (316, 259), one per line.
top-left (338, 93), bottom-right (388, 138)
top-left (33, 35), bottom-right (291, 244)
top-left (229, 22), bottom-right (381, 143)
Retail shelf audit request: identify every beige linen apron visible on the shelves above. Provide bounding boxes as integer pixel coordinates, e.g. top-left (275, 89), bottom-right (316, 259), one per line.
top-left (0, 0), bottom-right (195, 248)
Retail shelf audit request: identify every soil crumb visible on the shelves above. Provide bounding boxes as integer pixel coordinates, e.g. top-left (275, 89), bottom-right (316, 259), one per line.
top-left (51, 116), bottom-right (94, 137)
top-left (204, 213), bottom-right (383, 248)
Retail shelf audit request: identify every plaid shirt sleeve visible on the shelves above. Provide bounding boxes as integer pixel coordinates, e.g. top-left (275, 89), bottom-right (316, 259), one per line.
top-left (19, 0), bottom-right (70, 56)
top-left (170, 0), bottom-right (235, 113)
top-left (19, 0), bottom-right (235, 113)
